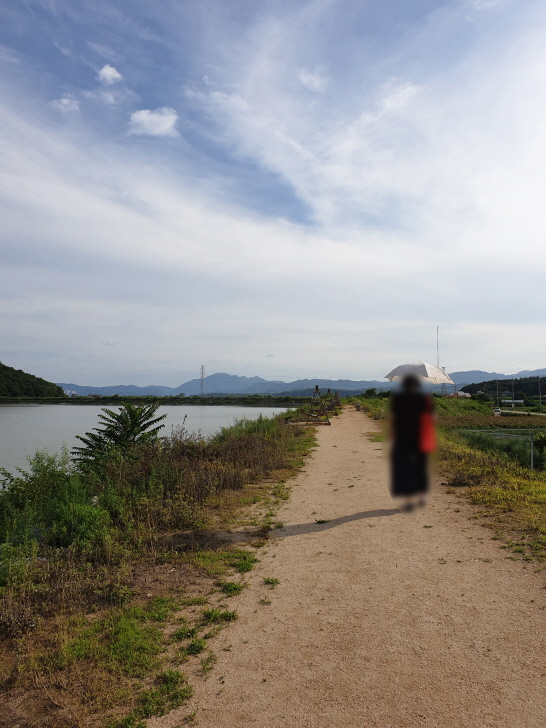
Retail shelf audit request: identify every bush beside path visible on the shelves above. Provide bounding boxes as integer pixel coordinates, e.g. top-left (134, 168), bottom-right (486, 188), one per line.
top-left (153, 407), bottom-right (546, 728)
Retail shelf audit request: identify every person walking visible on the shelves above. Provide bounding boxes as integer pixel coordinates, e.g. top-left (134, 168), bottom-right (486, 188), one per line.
top-left (388, 373), bottom-right (437, 511)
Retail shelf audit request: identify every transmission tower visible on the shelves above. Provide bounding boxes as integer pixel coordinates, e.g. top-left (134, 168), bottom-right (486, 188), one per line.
top-left (199, 365), bottom-right (206, 397)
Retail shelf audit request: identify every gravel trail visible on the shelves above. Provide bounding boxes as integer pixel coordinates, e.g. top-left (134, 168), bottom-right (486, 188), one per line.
top-left (152, 408), bottom-right (545, 728)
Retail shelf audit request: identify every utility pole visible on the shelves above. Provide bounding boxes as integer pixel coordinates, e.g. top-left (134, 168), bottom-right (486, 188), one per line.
top-left (496, 380), bottom-right (499, 408)
top-left (512, 379), bottom-right (515, 410)
top-left (538, 371), bottom-right (542, 413)
top-left (437, 326), bottom-right (445, 396)
top-left (199, 365), bottom-right (206, 397)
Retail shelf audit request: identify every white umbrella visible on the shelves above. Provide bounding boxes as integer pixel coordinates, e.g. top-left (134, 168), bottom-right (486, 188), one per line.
top-left (385, 361), bottom-right (454, 385)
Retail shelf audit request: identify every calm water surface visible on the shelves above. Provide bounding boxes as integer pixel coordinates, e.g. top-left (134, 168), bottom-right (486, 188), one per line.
top-left (0, 405), bottom-right (286, 474)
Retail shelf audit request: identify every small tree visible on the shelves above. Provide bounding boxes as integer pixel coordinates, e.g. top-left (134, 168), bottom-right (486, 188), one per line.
top-left (72, 402), bottom-right (167, 465)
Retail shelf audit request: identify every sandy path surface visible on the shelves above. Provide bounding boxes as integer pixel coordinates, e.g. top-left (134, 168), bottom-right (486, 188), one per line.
top-left (153, 409), bottom-right (545, 728)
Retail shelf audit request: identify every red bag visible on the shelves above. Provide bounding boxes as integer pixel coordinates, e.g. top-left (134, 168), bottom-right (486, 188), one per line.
top-left (420, 396), bottom-right (437, 453)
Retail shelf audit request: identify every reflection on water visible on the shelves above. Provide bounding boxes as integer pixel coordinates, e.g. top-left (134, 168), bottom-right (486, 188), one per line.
top-left (0, 404), bottom-right (286, 474)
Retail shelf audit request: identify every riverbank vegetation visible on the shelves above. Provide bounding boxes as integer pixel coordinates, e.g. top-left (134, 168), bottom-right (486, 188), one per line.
top-left (354, 394), bottom-right (546, 560)
top-left (0, 407), bottom-right (315, 727)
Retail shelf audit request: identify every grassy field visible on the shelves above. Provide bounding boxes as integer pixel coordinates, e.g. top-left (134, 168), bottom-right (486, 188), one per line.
top-left (0, 413), bottom-right (315, 727)
top-left (354, 395), bottom-right (546, 560)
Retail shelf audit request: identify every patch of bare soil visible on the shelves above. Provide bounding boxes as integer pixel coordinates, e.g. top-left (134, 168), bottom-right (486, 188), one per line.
top-left (151, 409), bottom-right (546, 728)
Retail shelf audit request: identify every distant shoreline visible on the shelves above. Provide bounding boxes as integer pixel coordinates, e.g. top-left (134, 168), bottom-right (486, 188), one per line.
top-left (0, 396), bottom-right (306, 407)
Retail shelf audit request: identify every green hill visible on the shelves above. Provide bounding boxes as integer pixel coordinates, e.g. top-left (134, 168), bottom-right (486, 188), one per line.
top-left (461, 376), bottom-right (542, 398)
top-left (0, 361), bottom-right (64, 398)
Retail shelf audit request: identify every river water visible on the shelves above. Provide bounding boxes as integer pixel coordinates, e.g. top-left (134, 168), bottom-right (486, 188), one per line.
top-left (0, 404), bottom-right (286, 474)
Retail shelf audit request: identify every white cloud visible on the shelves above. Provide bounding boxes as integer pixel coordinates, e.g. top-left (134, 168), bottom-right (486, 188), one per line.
top-left (128, 107), bottom-right (179, 136)
top-left (97, 64), bottom-right (122, 84)
top-left (51, 94), bottom-right (80, 112)
top-left (298, 67), bottom-right (328, 93)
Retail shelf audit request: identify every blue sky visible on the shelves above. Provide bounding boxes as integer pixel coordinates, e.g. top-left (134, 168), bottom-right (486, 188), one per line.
top-left (1, 0), bottom-right (545, 385)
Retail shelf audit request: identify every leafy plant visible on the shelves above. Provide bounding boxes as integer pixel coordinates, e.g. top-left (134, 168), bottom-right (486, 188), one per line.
top-left (71, 402), bottom-right (167, 464)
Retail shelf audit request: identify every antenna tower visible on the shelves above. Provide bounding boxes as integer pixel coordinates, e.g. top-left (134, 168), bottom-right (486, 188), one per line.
top-left (199, 365), bottom-right (206, 397)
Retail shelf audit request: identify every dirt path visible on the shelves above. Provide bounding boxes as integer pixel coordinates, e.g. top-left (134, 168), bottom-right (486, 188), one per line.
top-left (153, 409), bottom-right (545, 728)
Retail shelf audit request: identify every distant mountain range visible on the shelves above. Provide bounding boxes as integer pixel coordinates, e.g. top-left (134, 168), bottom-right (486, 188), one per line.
top-left (57, 368), bottom-right (546, 397)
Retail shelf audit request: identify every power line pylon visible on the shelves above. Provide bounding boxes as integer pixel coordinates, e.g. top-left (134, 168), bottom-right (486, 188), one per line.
top-left (199, 365), bottom-right (206, 397)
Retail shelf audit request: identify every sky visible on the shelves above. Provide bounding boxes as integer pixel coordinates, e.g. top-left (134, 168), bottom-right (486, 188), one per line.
top-left (1, 0), bottom-right (546, 386)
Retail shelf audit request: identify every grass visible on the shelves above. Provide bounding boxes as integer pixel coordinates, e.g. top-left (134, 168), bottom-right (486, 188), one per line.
top-left (188, 549), bottom-right (259, 576)
top-left (200, 651), bottom-right (217, 674)
top-left (262, 577), bottom-right (280, 588)
top-left (179, 596), bottom-right (208, 607)
top-left (146, 597), bottom-right (179, 622)
top-left (440, 436), bottom-right (546, 558)
top-left (106, 670), bottom-right (193, 727)
top-left (218, 580), bottom-right (244, 596)
top-left (172, 625), bottom-right (198, 641)
top-left (184, 638), bottom-right (207, 656)
top-left (0, 411), bottom-right (315, 727)
top-left (137, 671), bottom-right (193, 718)
top-left (45, 605), bottom-right (165, 678)
top-left (201, 608), bottom-right (238, 624)
top-left (460, 429), bottom-right (546, 470)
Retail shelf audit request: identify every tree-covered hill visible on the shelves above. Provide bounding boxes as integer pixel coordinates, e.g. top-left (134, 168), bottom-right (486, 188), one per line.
top-left (0, 361), bottom-right (64, 397)
top-left (461, 376), bottom-right (543, 398)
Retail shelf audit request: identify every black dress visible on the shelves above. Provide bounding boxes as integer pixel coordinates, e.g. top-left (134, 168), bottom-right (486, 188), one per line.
top-left (390, 391), bottom-right (432, 497)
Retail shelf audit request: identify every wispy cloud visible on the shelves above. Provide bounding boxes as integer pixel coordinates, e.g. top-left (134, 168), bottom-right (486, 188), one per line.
top-left (298, 67), bottom-right (328, 92)
top-left (51, 94), bottom-right (80, 112)
top-left (53, 40), bottom-right (71, 57)
top-left (0, 43), bottom-right (18, 64)
top-left (465, 0), bottom-right (504, 10)
top-left (128, 107), bottom-right (179, 136)
top-left (89, 43), bottom-right (122, 63)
